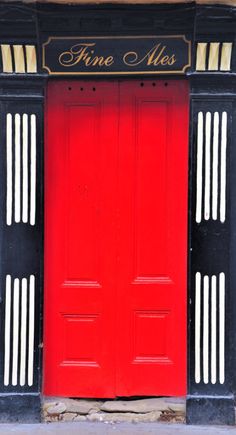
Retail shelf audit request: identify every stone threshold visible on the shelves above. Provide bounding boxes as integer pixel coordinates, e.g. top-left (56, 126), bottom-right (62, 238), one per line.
top-left (43, 397), bottom-right (186, 423)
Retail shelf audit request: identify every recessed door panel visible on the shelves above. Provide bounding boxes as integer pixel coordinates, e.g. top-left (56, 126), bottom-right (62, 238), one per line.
top-left (66, 105), bottom-right (101, 282)
top-left (134, 100), bottom-right (168, 278)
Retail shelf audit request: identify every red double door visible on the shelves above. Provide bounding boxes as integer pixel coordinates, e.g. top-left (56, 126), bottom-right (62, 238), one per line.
top-left (44, 80), bottom-right (189, 397)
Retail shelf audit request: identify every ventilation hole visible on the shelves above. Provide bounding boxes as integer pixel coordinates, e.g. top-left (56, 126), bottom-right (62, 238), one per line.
top-left (80, 87), bottom-right (84, 91)
top-left (152, 83), bottom-right (156, 87)
top-left (68, 87), bottom-right (72, 91)
top-left (93, 87), bottom-right (96, 92)
top-left (164, 82), bottom-right (168, 87)
top-left (140, 82), bottom-right (144, 87)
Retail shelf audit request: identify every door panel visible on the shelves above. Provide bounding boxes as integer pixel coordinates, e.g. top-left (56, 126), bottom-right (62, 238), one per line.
top-left (44, 82), bottom-right (119, 396)
top-left (44, 80), bottom-right (189, 397)
top-left (116, 81), bottom-right (188, 396)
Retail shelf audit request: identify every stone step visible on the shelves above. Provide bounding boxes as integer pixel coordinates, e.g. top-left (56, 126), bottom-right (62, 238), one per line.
top-left (87, 411), bottom-right (162, 423)
top-left (100, 398), bottom-right (185, 414)
top-left (43, 396), bottom-right (186, 423)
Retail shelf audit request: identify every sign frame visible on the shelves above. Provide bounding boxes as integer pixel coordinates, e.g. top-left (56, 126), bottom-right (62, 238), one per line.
top-left (42, 35), bottom-right (191, 75)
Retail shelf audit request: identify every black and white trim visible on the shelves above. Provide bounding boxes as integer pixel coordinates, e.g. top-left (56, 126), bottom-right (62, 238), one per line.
top-left (194, 271), bottom-right (225, 386)
top-left (6, 113), bottom-right (37, 226)
top-left (4, 274), bottom-right (35, 388)
top-left (195, 110), bottom-right (228, 224)
top-left (187, 92), bottom-right (235, 424)
top-left (0, 75), bottom-right (44, 422)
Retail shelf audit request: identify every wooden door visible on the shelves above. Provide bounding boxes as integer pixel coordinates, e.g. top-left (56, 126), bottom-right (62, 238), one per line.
top-left (44, 80), bottom-right (189, 397)
top-left (116, 81), bottom-right (188, 396)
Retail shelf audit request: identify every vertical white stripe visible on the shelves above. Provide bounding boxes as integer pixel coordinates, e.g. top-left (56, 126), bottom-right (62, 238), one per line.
top-left (211, 275), bottom-right (217, 384)
top-left (219, 272), bottom-right (225, 384)
top-left (30, 115), bottom-right (36, 226)
top-left (12, 278), bottom-right (20, 386)
top-left (203, 275), bottom-right (209, 384)
top-left (196, 112), bottom-right (203, 223)
top-left (204, 112), bottom-right (211, 220)
top-left (28, 275), bottom-right (35, 386)
top-left (220, 112), bottom-right (227, 223)
top-left (6, 114), bottom-right (13, 226)
top-left (20, 278), bottom-right (27, 386)
top-left (195, 272), bottom-right (201, 383)
top-left (4, 275), bottom-right (11, 386)
top-left (22, 114), bottom-right (28, 223)
top-left (15, 114), bottom-right (21, 223)
top-left (212, 113), bottom-right (219, 220)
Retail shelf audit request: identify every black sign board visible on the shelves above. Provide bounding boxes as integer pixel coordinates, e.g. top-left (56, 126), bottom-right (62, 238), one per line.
top-left (42, 36), bottom-right (191, 75)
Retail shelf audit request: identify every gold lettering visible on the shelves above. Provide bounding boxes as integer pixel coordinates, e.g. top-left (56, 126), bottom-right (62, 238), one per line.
top-left (59, 43), bottom-right (114, 68)
top-left (59, 43), bottom-right (94, 67)
top-left (104, 56), bottom-right (114, 66)
top-left (86, 55), bottom-right (108, 66)
top-left (123, 43), bottom-right (177, 68)
top-left (58, 40), bottom-right (178, 71)
top-left (123, 50), bottom-right (139, 66)
top-left (123, 45), bottom-right (164, 67)
top-left (168, 55), bottom-right (176, 66)
top-left (159, 55), bottom-right (169, 66)
top-left (147, 45), bottom-right (165, 65)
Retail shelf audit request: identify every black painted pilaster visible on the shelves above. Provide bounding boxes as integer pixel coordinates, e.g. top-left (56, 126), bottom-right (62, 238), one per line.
top-left (186, 4), bottom-right (236, 425)
top-left (0, 77), bottom-right (44, 422)
top-left (187, 75), bottom-right (236, 425)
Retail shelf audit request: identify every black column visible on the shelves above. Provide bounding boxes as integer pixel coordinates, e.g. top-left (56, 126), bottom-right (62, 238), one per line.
top-left (186, 4), bottom-right (236, 425)
top-left (186, 75), bottom-right (236, 425)
top-left (0, 77), bottom-right (44, 422)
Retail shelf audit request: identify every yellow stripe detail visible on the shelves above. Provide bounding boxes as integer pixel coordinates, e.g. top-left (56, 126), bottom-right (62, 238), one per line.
top-left (220, 42), bottom-right (233, 71)
top-left (25, 45), bottom-right (37, 73)
top-left (1, 45), bottom-right (13, 73)
top-left (208, 42), bottom-right (220, 71)
top-left (13, 45), bottom-right (25, 73)
top-left (196, 43), bottom-right (207, 71)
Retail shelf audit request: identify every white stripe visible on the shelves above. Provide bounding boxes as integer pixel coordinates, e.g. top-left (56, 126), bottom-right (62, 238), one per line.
top-left (20, 278), bottom-right (27, 386)
top-left (219, 272), bottom-right (225, 384)
top-left (211, 275), bottom-right (217, 384)
top-left (204, 112), bottom-right (211, 220)
top-left (6, 114), bottom-right (13, 226)
top-left (212, 113), bottom-right (219, 220)
top-left (28, 275), bottom-right (35, 386)
top-left (22, 114), bottom-right (28, 223)
top-left (196, 112), bottom-right (203, 223)
top-left (220, 112), bottom-right (227, 223)
top-left (12, 278), bottom-right (20, 386)
top-left (203, 275), bottom-right (209, 384)
top-left (4, 275), bottom-right (11, 386)
top-left (195, 272), bottom-right (201, 383)
top-left (30, 115), bottom-right (36, 226)
top-left (14, 114), bottom-right (21, 223)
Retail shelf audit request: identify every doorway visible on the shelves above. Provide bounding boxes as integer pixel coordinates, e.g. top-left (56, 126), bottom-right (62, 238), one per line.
top-left (44, 80), bottom-right (189, 397)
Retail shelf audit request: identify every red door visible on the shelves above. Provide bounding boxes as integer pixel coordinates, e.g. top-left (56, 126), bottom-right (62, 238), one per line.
top-left (44, 80), bottom-right (189, 397)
